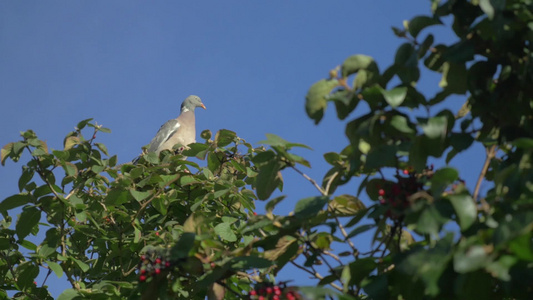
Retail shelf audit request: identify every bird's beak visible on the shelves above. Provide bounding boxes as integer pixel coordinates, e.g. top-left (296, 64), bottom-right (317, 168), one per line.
top-left (200, 104), bottom-right (206, 110)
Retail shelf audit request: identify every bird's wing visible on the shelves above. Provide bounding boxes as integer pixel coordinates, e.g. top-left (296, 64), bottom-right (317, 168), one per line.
top-left (147, 119), bottom-right (181, 153)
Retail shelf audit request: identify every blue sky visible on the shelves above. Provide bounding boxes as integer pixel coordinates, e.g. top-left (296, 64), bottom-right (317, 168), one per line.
top-left (0, 1), bottom-right (486, 297)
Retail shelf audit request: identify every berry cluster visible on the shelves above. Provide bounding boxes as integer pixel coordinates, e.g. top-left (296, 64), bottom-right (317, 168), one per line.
top-left (138, 251), bottom-right (173, 282)
top-left (247, 282), bottom-right (301, 300)
top-left (378, 166), bottom-right (433, 219)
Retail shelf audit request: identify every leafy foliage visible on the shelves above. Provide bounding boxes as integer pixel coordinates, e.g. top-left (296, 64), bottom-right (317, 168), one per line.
top-left (2, 0), bottom-right (533, 299)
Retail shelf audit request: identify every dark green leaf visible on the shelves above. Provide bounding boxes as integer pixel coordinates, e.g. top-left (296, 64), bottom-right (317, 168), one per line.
top-left (305, 79), bottom-right (339, 124)
top-left (294, 196), bottom-right (328, 219)
top-left (256, 160), bottom-right (282, 200)
top-left (76, 118), bottom-right (93, 130)
top-left (408, 16), bottom-right (442, 38)
top-left (16, 262), bottom-right (39, 289)
top-left (18, 168), bottom-right (34, 192)
top-left (430, 167), bottom-right (459, 195)
top-left (105, 189), bottom-right (129, 205)
top-left (170, 233), bottom-right (196, 260)
top-left (130, 190), bottom-right (152, 202)
top-left (439, 62), bottom-right (467, 94)
top-left (0, 194), bottom-right (32, 212)
top-left (229, 256), bottom-right (272, 269)
top-left (16, 206), bottom-right (41, 240)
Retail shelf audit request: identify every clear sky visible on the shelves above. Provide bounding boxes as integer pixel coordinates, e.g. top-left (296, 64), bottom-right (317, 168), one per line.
top-left (0, 1), bottom-right (486, 297)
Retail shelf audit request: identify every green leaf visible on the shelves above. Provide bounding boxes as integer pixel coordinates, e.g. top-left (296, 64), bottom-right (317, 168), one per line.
top-left (58, 289), bottom-right (80, 300)
top-left (305, 79), bottom-right (339, 124)
top-left (294, 196), bottom-right (328, 219)
top-left (16, 206), bottom-right (41, 240)
top-left (62, 162), bottom-right (78, 177)
top-left (341, 54), bottom-right (378, 77)
top-left (229, 256), bottom-right (272, 269)
top-left (439, 62), bottom-right (467, 94)
top-left (346, 224), bottom-right (374, 239)
top-left (259, 133), bottom-right (312, 150)
top-left (214, 129), bottom-right (237, 147)
top-left (330, 194), bottom-right (365, 216)
top-left (0, 238), bottom-right (10, 250)
top-left (16, 262), bottom-right (39, 289)
top-left (76, 118), bottom-right (93, 130)
top-left (397, 233), bottom-right (453, 296)
top-left (448, 193), bottom-right (476, 230)
top-left (71, 257), bottom-right (90, 272)
top-left (170, 233), bottom-right (195, 260)
top-left (346, 257), bottom-right (377, 285)
top-left (408, 16), bottom-right (442, 38)
top-left (478, 0), bottom-right (502, 19)
top-left (256, 160), bottom-right (282, 200)
top-left (98, 127), bottom-right (111, 133)
top-left (381, 87), bottom-right (408, 108)
top-left (390, 115), bottom-right (415, 134)
top-left (365, 144), bottom-right (398, 169)
top-left (64, 136), bottom-right (80, 150)
top-left (105, 189), bottom-right (129, 205)
top-left (430, 167), bottom-right (459, 195)
top-left (95, 143), bottom-right (109, 156)
top-left (214, 222), bottom-right (237, 242)
top-left (46, 261), bottom-right (63, 278)
top-left (1, 142), bottom-right (13, 166)
top-left (129, 189), bottom-right (152, 202)
top-left (18, 168), bottom-right (34, 192)
top-left (421, 115), bottom-right (448, 139)
top-left (454, 244), bottom-right (490, 273)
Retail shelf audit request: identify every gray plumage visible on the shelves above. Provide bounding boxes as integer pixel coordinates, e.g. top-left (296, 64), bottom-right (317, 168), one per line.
top-left (147, 95), bottom-right (206, 154)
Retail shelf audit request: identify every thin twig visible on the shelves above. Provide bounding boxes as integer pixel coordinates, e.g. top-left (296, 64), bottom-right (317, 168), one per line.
top-left (291, 166), bottom-right (327, 196)
top-left (291, 166), bottom-right (359, 256)
top-left (289, 261), bottom-right (343, 292)
top-left (473, 145), bottom-right (496, 210)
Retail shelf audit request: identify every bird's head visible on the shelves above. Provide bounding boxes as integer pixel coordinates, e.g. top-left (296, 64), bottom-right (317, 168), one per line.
top-left (181, 95), bottom-right (206, 112)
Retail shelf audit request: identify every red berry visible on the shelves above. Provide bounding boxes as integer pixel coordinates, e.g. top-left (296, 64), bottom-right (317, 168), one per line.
top-left (139, 275), bottom-right (147, 282)
top-left (141, 255), bottom-right (146, 260)
top-left (378, 188), bottom-right (386, 196)
top-left (273, 295), bottom-right (280, 300)
top-left (140, 269), bottom-right (146, 274)
top-left (274, 288), bottom-right (282, 295)
top-left (33, 281), bottom-right (37, 285)
top-left (266, 287), bottom-right (273, 294)
top-left (165, 261), bottom-right (171, 268)
top-left (403, 169), bottom-right (409, 175)
top-left (155, 231), bottom-right (160, 236)
top-left (155, 258), bottom-right (162, 264)
top-left (253, 212), bottom-right (257, 216)
top-left (249, 290), bottom-right (257, 296)
top-left (258, 296), bottom-right (265, 300)
top-left (155, 268), bottom-right (161, 275)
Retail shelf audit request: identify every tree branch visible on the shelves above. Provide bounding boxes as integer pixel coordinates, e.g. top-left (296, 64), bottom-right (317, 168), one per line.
top-left (474, 145), bottom-right (496, 210)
